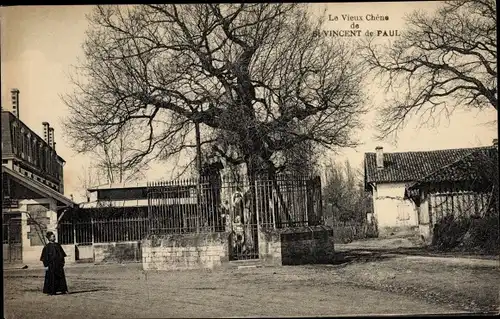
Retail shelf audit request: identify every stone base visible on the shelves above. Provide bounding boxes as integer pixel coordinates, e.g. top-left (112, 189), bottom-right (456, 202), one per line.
top-left (141, 227), bottom-right (336, 271)
top-left (259, 226), bottom-right (336, 266)
top-left (94, 241), bottom-right (141, 264)
top-left (142, 232), bottom-right (229, 271)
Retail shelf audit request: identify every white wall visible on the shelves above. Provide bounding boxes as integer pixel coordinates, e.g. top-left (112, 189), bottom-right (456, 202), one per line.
top-left (372, 183), bottom-right (418, 229)
top-left (18, 198), bottom-right (59, 265)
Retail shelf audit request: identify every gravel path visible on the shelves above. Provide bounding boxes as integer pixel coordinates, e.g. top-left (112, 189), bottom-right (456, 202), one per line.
top-left (4, 261), bottom-right (468, 318)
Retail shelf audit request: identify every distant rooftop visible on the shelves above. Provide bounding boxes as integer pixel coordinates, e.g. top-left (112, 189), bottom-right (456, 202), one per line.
top-left (365, 145), bottom-right (497, 184)
top-left (87, 180), bottom-right (198, 191)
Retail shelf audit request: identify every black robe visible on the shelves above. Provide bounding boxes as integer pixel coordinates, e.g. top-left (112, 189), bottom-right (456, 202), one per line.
top-left (40, 242), bottom-right (68, 294)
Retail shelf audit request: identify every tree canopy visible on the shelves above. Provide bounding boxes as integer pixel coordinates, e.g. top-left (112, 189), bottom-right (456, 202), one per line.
top-left (63, 4), bottom-right (366, 177)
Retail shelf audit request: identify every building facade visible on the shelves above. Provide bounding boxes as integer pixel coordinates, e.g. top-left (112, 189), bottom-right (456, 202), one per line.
top-left (364, 143), bottom-right (497, 238)
top-left (2, 88), bottom-right (74, 266)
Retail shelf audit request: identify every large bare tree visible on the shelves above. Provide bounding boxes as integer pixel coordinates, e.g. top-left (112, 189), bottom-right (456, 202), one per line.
top-left (63, 4), bottom-right (365, 180)
top-left (360, 0), bottom-right (497, 139)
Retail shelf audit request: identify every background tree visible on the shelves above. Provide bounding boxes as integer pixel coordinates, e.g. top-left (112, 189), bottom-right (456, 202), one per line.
top-left (66, 122), bottom-right (149, 192)
top-left (63, 4), bottom-right (365, 181)
top-left (76, 164), bottom-right (100, 203)
top-left (360, 0), bottom-right (496, 139)
top-left (322, 160), bottom-right (371, 223)
top-left (91, 124), bottom-right (149, 184)
top-left (71, 126), bottom-right (148, 204)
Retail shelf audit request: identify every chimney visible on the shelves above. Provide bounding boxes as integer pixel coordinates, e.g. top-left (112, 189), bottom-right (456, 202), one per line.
top-left (48, 127), bottom-right (55, 149)
top-left (375, 146), bottom-right (384, 169)
top-left (11, 89), bottom-right (20, 118)
top-left (493, 139), bottom-right (498, 147)
top-left (42, 122), bottom-right (50, 143)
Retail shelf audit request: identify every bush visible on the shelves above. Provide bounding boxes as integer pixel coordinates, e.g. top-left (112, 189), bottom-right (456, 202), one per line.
top-left (432, 214), bottom-right (470, 250)
top-left (432, 213), bottom-right (499, 253)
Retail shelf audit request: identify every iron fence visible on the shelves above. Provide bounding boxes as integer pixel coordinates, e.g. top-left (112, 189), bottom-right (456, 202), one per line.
top-left (57, 174), bottom-right (324, 246)
top-left (2, 220), bottom-right (22, 244)
top-left (58, 218), bottom-right (149, 245)
top-left (148, 174), bottom-right (323, 235)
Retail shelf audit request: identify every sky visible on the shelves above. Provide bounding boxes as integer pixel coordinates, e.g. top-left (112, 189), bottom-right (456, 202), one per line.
top-left (1, 3), bottom-right (497, 203)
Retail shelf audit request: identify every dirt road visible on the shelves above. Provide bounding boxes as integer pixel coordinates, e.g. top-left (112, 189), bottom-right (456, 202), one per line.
top-left (4, 257), bottom-right (491, 318)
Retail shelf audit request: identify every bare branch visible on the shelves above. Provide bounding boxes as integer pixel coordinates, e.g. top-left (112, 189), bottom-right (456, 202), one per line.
top-left (359, 0), bottom-right (497, 140)
top-left (63, 4), bottom-right (365, 177)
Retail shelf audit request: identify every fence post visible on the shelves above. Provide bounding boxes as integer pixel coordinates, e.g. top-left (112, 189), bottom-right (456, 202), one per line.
top-left (196, 178), bottom-right (203, 234)
top-left (255, 178), bottom-right (260, 230)
top-left (73, 220), bottom-right (77, 246)
top-left (272, 179), bottom-right (276, 230)
top-left (7, 223), bottom-right (11, 262)
top-left (91, 217), bottom-right (95, 246)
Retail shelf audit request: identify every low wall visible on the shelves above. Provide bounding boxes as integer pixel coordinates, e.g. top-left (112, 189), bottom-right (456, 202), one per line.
top-left (259, 226), bottom-right (335, 265)
top-left (94, 241), bottom-right (141, 264)
top-left (76, 245), bottom-right (94, 260)
top-left (258, 230), bottom-right (283, 266)
top-left (21, 244), bottom-right (76, 266)
top-left (142, 232), bottom-right (229, 271)
top-left (21, 247), bottom-right (41, 266)
top-left (61, 244), bottom-right (76, 264)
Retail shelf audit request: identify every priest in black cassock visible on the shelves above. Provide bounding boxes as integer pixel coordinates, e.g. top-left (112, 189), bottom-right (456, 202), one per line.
top-left (40, 231), bottom-right (69, 295)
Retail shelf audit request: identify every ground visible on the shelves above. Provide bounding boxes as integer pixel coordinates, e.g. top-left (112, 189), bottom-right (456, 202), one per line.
top-left (4, 246), bottom-right (499, 318)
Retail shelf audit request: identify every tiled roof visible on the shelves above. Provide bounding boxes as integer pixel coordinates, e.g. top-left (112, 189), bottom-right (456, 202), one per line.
top-left (365, 146), bottom-right (495, 184)
top-left (407, 147), bottom-right (498, 190)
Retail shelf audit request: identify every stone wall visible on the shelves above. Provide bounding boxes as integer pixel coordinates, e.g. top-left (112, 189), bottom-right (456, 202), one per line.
top-left (141, 232), bottom-right (229, 271)
top-left (76, 245), bottom-right (94, 260)
top-left (94, 241), bottom-right (142, 264)
top-left (141, 227), bottom-right (335, 270)
top-left (258, 230), bottom-right (283, 266)
top-left (259, 226), bottom-right (335, 265)
top-left (61, 244), bottom-right (76, 264)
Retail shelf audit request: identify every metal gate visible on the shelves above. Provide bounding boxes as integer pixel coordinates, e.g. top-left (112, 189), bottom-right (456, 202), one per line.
top-left (3, 218), bottom-right (22, 263)
top-left (228, 189), bottom-right (259, 261)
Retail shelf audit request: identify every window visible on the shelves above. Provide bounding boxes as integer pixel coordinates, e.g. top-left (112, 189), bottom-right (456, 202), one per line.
top-left (40, 147), bottom-right (46, 172)
top-left (20, 128), bottom-right (25, 158)
top-left (49, 152), bottom-right (53, 175)
top-left (32, 140), bottom-right (37, 165)
top-left (11, 124), bottom-right (17, 153)
top-left (38, 143), bottom-right (42, 169)
top-left (397, 202), bottom-right (411, 221)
